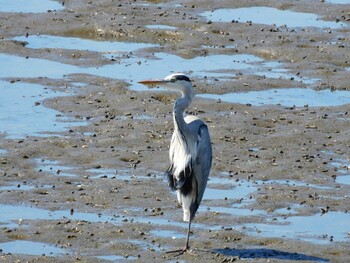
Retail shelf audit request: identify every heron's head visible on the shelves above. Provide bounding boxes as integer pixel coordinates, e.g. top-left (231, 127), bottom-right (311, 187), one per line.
top-left (138, 73), bottom-right (194, 99)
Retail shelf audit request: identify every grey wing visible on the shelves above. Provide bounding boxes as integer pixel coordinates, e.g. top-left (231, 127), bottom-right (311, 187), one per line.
top-left (193, 123), bottom-right (212, 206)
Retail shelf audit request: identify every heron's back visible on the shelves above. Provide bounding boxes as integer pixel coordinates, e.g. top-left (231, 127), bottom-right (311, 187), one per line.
top-left (184, 115), bottom-right (212, 211)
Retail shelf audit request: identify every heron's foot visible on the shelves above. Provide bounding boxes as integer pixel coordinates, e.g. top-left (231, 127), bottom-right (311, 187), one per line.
top-left (165, 246), bottom-right (195, 257)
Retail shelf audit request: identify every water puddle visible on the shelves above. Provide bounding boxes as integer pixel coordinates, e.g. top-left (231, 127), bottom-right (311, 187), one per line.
top-left (201, 206), bottom-right (263, 217)
top-left (12, 35), bottom-right (157, 53)
top-left (0, 202), bottom-right (213, 252)
top-left (201, 7), bottom-right (346, 28)
top-left (0, 240), bottom-right (68, 256)
top-left (0, 0), bottom-right (63, 13)
top-left (336, 175), bottom-right (350, 185)
top-left (0, 53), bottom-right (84, 79)
top-left (259, 179), bottom-right (333, 190)
top-left (0, 80), bottom-right (86, 138)
top-left (145, 25), bottom-right (177, 30)
top-left (0, 52), bottom-right (256, 83)
top-left (326, 0), bottom-right (350, 4)
top-left (87, 168), bottom-right (118, 179)
top-left (96, 255), bottom-right (137, 261)
top-left (0, 182), bottom-right (50, 191)
top-left (200, 176), bottom-right (260, 217)
top-left (87, 168), bottom-right (160, 180)
top-left (36, 158), bottom-right (77, 177)
top-left (136, 2), bottom-right (182, 8)
top-left (204, 175), bottom-right (349, 244)
top-left (205, 179), bottom-right (257, 201)
top-left (1, 49), bottom-right (315, 91)
top-left (150, 229), bottom-right (186, 239)
top-left (132, 53), bottom-right (317, 90)
top-left (0, 204), bottom-right (154, 258)
top-left (0, 203), bottom-right (197, 232)
top-left (246, 211), bottom-right (350, 243)
top-left (198, 88), bottom-right (350, 107)
top-left (0, 204), bottom-right (122, 228)
top-left (0, 21), bottom-right (345, 142)
top-left (127, 239), bottom-right (163, 252)
top-left (273, 204), bottom-right (304, 216)
top-left (322, 151), bottom-right (350, 185)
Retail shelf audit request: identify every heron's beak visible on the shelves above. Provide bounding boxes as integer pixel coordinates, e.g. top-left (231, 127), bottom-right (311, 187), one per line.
top-left (138, 79), bottom-right (166, 88)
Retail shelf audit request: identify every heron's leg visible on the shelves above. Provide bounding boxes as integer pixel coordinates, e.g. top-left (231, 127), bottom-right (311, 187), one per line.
top-left (185, 219), bottom-right (192, 250)
top-left (166, 219), bottom-right (192, 256)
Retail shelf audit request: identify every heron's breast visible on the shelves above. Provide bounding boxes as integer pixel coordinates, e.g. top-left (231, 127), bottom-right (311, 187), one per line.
top-left (170, 133), bottom-right (196, 175)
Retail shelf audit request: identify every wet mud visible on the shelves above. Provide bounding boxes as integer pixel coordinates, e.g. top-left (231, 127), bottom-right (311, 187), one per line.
top-left (0, 0), bottom-right (350, 262)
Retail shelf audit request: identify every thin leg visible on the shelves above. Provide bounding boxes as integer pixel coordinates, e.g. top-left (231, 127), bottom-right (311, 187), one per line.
top-left (166, 219), bottom-right (192, 256)
top-left (185, 219), bottom-right (192, 250)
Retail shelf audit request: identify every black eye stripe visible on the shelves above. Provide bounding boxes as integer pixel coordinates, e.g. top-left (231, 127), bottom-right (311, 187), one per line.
top-left (174, 75), bottom-right (191, 82)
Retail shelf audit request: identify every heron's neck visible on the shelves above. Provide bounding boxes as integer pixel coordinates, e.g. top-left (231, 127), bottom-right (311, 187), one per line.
top-left (173, 95), bottom-right (191, 133)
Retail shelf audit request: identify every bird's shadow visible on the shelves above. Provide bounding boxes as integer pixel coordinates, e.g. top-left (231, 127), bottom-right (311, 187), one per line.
top-left (213, 248), bottom-right (329, 262)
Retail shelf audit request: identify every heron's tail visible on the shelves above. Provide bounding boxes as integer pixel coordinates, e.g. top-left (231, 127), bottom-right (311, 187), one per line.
top-left (183, 210), bottom-right (190, 222)
top-left (178, 191), bottom-right (198, 222)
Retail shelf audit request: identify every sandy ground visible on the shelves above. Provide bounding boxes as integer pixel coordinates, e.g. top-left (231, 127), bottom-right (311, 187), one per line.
top-left (1, 0), bottom-right (350, 262)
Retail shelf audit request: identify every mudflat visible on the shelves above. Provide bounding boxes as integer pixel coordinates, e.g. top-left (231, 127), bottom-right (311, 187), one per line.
top-left (0, 0), bottom-right (349, 262)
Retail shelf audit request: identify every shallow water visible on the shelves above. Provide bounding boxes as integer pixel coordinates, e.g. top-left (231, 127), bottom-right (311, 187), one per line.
top-left (201, 7), bottom-right (346, 28)
top-left (246, 211), bottom-right (350, 243)
top-left (150, 229), bottom-right (186, 239)
top-left (0, 192), bottom-right (347, 246)
top-left (0, 0), bottom-right (63, 13)
top-left (198, 88), bottom-right (350, 107)
top-left (0, 203), bottom-right (197, 230)
top-left (326, 0), bottom-right (350, 4)
top-left (12, 35), bottom-right (157, 53)
top-left (0, 49), bottom-right (328, 140)
top-left (145, 25), bottom-right (177, 30)
top-left (205, 179), bottom-right (257, 201)
top-left (0, 204), bottom-right (121, 227)
top-left (336, 175), bottom-right (350, 185)
top-left (0, 182), bottom-right (50, 191)
top-left (36, 158), bottom-right (77, 177)
top-left (273, 204), bottom-right (304, 216)
top-left (0, 80), bottom-right (86, 138)
top-left (87, 167), bottom-right (160, 180)
top-left (323, 151), bottom-right (350, 185)
top-left (96, 255), bottom-right (137, 261)
top-left (1, 39), bottom-right (315, 90)
top-left (259, 179), bottom-right (334, 190)
top-left (0, 54), bottom-right (83, 79)
top-left (0, 240), bottom-right (68, 256)
top-left (201, 205), bottom-right (263, 217)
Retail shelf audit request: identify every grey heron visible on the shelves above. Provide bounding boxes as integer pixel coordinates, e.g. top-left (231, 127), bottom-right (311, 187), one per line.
top-left (139, 73), bottom-right (212, 254)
